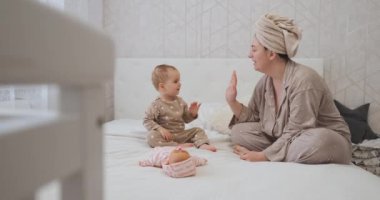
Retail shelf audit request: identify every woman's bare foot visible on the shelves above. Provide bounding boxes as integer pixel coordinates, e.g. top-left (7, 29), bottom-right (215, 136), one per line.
top-left (199, 144), bottom-right (217, 152)
top-left (240, 151), bottom-right (268, 162)
top-left (233, 145), bottom-right (250, 156)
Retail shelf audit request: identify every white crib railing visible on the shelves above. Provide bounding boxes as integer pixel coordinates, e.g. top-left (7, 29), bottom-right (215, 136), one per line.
top-left (0, 0), bottom-right (114, 200)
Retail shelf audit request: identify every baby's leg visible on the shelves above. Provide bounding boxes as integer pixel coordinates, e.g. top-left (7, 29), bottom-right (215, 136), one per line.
top-left (199, 144), bottom-right (217, 152)
top-left (179, 143), bottom-right (194, 148)
top-left (182, 127), bottom-right (216, 152)
top-left (147, 130), bottom-right (179, 147)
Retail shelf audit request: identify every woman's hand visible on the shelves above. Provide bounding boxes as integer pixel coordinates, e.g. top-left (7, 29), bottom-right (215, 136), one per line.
top-left (226, 70), bottom-right (238, 104)
top-left (189, 102), bottom-right (201, 118)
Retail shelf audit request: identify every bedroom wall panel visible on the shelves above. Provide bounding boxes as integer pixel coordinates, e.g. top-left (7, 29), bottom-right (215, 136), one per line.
top-left (104, 0), bottom-right (380, 134)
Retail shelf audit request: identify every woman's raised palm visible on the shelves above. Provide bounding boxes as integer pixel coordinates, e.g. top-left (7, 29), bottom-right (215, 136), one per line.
top-left (225, 70), bottom-right (238, 103)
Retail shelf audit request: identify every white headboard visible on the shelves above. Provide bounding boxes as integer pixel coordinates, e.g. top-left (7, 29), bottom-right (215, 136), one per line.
top-left (115, 58), bottom-right (323, 119)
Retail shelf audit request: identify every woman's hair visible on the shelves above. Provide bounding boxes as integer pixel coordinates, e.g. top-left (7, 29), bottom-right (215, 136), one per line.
top-left (277, 53), bottom-right (289, 61)
top-left (263, 46), bottom-right (289, 61)
top-left (151, 64), bottom-right (178, 90)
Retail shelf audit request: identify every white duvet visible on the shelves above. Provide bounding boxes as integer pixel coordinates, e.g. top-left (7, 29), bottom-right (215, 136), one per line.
top-left (103, 119), bottom-right (380, 200)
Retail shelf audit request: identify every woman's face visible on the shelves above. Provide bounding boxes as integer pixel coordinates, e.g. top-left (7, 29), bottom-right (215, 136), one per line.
top-left (248, 38), bottom-right (270, 73)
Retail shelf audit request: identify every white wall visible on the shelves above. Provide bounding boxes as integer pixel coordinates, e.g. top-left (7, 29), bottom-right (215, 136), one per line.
top-left (103, 0), bottom-right (380, 133)
top-left (64, 0), bottom-right (103, 28)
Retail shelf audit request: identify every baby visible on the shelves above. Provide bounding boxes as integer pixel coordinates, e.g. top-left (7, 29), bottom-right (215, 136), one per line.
top-left (139, 146), bottom-right (207, 178)
top-left (143, 64), bottom-right (216, 152)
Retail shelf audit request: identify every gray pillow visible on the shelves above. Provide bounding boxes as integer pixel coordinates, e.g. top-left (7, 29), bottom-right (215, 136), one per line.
top-left (334, 100), bottom-right (378, 144)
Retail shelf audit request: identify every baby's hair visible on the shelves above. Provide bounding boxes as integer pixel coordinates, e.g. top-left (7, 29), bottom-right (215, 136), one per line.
top-left (151, 64), bottom-right (178, 90)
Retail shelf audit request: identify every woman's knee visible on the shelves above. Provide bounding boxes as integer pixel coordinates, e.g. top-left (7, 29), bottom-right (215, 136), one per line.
top-left (230, 124), bottom-right (246, 145)
top-left (286, 128), bottom-right (351, 164)
top-left (230, 123), bottom-right (270, 151)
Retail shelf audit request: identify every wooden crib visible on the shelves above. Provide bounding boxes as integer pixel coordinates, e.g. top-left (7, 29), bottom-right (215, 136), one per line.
top-left (0, 0), bottom-right (114, 200)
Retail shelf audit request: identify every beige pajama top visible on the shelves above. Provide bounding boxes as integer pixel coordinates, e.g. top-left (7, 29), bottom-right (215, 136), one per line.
top-left (143, 96), bottom-right (196, 133)
top-left (230, 60), bottom-right (351, 161)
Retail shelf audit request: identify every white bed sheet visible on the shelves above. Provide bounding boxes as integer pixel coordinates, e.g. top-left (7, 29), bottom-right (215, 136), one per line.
top-left (103, 119), bottom-right (380, 200)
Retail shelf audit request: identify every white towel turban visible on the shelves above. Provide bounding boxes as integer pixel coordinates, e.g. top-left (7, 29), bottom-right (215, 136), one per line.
top-left (255, 13), bottom-right (302, 58)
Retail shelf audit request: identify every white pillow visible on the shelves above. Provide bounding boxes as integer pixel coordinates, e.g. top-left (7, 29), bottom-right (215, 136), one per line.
top-left (187, 102), bottom-right (225, 129)
top-left (209, 104), bottom-right (233, 135)
top-left (206, 96), bottom-right (251, 135)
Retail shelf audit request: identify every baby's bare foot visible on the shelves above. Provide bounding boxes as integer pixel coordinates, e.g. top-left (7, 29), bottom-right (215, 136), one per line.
top-left (179, 143), bottom-right (194, 148)
top-left (200, 144), bottom-right (217, 152)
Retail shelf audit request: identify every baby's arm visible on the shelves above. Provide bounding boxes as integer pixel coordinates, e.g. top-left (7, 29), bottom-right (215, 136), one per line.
top-left (188, 102), bottom-right (201, 118)
top-left (143, 101), bottom-right (174, 141)
top-left (180, 98), bottom-right (199, 123)
top-left (143, 101), bottom-right (162, 131)
top-left (191, 156), bottom-right (207, 166)
top-left (139, 147), bottom-right (172, 167)
top-left (139, 159), bottom-right (168, 167)
top-left (139, 159), bottom-right (154, 167)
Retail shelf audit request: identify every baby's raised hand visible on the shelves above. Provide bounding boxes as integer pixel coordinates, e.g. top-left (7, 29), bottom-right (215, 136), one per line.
top-left (189, 102), bottom-right (201, 117)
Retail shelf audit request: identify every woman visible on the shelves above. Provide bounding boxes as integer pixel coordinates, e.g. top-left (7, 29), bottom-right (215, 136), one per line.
top-left (226, 13), bottom-right (352, 164)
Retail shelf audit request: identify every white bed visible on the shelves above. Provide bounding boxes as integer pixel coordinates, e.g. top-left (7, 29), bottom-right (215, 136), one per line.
top-left (103, 58), bottom-right (380, 200)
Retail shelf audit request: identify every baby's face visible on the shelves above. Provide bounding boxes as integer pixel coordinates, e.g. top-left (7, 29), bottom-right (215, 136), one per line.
top-left (160, 69), bottom-right (181, 98)
top-left (168, 148), bottom-right (190, 164)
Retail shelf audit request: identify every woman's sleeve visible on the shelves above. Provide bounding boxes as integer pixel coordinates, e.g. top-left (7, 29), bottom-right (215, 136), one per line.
top-left (263, 88), bottom-right (323, 161)
top-left (228, 78), bottom-right (264, 127)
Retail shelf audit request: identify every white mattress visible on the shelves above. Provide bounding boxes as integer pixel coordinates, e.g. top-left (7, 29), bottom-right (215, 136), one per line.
top-left (103, 119), bottom-right (380, 200)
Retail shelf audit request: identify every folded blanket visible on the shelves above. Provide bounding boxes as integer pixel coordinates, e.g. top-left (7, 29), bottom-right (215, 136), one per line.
top-left (352, 144), bottom-right (380, 176)
top-left (352, 145), bottom-right (380, 159)
top-left (352, 157), bottom-right (380, 167)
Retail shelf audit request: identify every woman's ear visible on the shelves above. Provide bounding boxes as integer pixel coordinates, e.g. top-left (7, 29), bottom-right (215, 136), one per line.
top-left (268, 51), bottom-right (277, 60)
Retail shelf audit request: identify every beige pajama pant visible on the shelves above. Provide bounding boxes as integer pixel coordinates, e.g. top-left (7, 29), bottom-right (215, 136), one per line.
top-left (147, 127), bottom-right (209, 148)
top-left (231, 122), bottom-right (352, 164)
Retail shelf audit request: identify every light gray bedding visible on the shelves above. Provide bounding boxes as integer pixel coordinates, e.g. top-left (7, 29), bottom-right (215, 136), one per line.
top-left (102, 119), bottom-right (380, 200)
